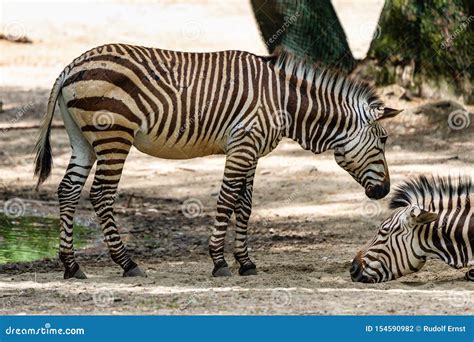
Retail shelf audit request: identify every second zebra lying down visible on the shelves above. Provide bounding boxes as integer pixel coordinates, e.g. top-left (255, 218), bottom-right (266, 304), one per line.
top-left (351, 176), bottom-right (474, 283)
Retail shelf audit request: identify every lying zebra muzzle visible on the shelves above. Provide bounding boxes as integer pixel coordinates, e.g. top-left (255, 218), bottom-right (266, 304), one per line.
top-left (350, 254), bottom-right (378, 283)
top-left (350, 258), bottom-right (365, 282)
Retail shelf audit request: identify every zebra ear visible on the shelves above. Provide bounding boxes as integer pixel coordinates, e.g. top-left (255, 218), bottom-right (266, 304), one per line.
top-left (376, 108), bottom-right (403, 121)
top-left (409, 207), bottom-right (438, 225)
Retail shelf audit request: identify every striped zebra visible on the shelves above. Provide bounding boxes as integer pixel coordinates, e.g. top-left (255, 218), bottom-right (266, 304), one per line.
top-left (351, 176), bottom-right (474, 283)
top-left (34, 43), bottom-right (401, 279)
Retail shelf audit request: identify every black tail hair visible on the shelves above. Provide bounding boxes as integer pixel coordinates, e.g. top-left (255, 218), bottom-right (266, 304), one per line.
top-left (34, 72), bottom-right (64, 189)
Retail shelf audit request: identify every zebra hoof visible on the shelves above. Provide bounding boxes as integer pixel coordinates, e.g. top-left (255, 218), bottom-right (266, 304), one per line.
top-left (213, 266), bottom-right (232, 277)
top-left (123, 266), bottom-right (147, 277)
top-left (239, 263), bottom-right (257, 276)
top-left (212, 260), bottom-right (232, 277)
top-left (465, 270), bottom-right (474, 281)
top-left (64, 267), bottom-right (87, 280)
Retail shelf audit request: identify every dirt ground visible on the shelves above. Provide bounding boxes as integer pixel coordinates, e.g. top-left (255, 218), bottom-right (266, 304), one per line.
top-left (0, 0), bottom-right (473, 315)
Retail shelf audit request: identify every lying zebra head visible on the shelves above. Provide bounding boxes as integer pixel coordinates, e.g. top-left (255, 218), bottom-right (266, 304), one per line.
top-left (351, 204), bottom-right (438, 283)
top-left (351, 176), bottom-right (473, 283)
top-left (333, 106), bottom-right (401, 200)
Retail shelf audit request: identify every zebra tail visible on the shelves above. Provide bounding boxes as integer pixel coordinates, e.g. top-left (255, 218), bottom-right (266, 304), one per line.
top-left (34, 72), bottom-right (65, 189)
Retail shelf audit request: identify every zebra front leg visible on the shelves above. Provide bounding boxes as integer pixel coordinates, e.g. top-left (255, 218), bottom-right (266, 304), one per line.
top-left (90, 156), bottom-right (145, 277)
top-left (210, 152), bottom-right (255, 277)
top-left (58, 153), bottom-right (95, 279)
top-left (234, 164), bottom-right (257, 276)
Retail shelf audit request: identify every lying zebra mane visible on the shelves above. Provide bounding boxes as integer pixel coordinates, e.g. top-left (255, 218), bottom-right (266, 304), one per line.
top-left (389, 175), bottom-right (473, 209)
top-left (267, 48), bottom-right (382, 108)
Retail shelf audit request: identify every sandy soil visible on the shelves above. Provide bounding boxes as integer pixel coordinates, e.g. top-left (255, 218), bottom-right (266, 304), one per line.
top-left (0, 0), bottom-right (473, 315)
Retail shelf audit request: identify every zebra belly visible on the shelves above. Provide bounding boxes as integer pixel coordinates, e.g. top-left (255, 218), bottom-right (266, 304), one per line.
top-left (133, 131), bottom-right (225, 159)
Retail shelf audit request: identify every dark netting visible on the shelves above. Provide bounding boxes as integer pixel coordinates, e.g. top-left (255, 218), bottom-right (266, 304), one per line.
top-left (251, 0), bottom-right (355, 72)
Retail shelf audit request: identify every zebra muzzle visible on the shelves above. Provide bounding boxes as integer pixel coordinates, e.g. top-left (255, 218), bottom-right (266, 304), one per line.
top-left (350, 255), bottom-right (376, 283)
top-left (365, 181), bottom-right (390, 200)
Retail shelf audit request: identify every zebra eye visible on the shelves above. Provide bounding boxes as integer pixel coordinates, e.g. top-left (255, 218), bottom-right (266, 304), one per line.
top-left (380, 136), bottom-right (388, 144)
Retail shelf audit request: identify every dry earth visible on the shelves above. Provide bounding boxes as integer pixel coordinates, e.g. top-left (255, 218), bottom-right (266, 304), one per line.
top-left (0, 0), bottom-right (473, 315)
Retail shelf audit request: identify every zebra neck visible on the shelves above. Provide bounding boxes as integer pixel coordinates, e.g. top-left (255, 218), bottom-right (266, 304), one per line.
top-left (419, 202), bottom-right (474, 267)
top-left (281, 80), bottom-right (346, 154)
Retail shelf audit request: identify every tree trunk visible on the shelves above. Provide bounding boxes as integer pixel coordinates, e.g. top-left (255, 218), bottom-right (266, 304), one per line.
top-left (365, 0), bottom-right (473, 104)
top-left (251, 0), bottom-right (356, 72)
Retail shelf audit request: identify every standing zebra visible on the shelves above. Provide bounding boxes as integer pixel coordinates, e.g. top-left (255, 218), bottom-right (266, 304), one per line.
top-left (351, 176), bottom-right (474, 283)
top-left (34, 44), bottom-right (401, 279)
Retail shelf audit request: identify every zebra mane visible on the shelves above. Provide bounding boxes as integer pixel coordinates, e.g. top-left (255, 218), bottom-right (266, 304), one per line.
top-left (389, 175), bottom-right (473, 209)
top-left (267, 47), bottom-right (382, 108)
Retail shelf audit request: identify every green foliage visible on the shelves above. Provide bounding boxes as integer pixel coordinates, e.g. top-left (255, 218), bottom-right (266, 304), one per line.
top-left (0, 214), bottom-right (96, 264)
top-left (368, 0), bottom-right (473, 101)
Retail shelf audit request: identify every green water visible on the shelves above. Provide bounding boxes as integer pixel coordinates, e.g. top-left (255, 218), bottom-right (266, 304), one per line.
top-left (0, 213), bottom-right (97, 264)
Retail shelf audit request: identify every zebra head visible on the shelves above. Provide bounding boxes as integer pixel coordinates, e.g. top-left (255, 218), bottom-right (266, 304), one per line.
top-left (350, 205), bottom-right (438, 283)
top-left (333, 106), bottom-right (402, 200)
top-left (271, 51), bottom-right (401, 199)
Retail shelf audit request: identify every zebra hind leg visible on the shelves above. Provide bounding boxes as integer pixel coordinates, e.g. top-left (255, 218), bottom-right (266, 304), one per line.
top-left (90, 148), bottom-right (145, 277)
top-left (465, 269), bottom-right (474, 281)
top-left (234, 164), bottom-right (257, 276)
top-left (58, 151), bottom-right (95, 279)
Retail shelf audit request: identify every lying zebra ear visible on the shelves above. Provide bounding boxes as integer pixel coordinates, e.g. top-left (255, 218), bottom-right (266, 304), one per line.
top-left (376, 108), bottom-right (403, 121)
top-left (409, 207), bottom-right (438, 225)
